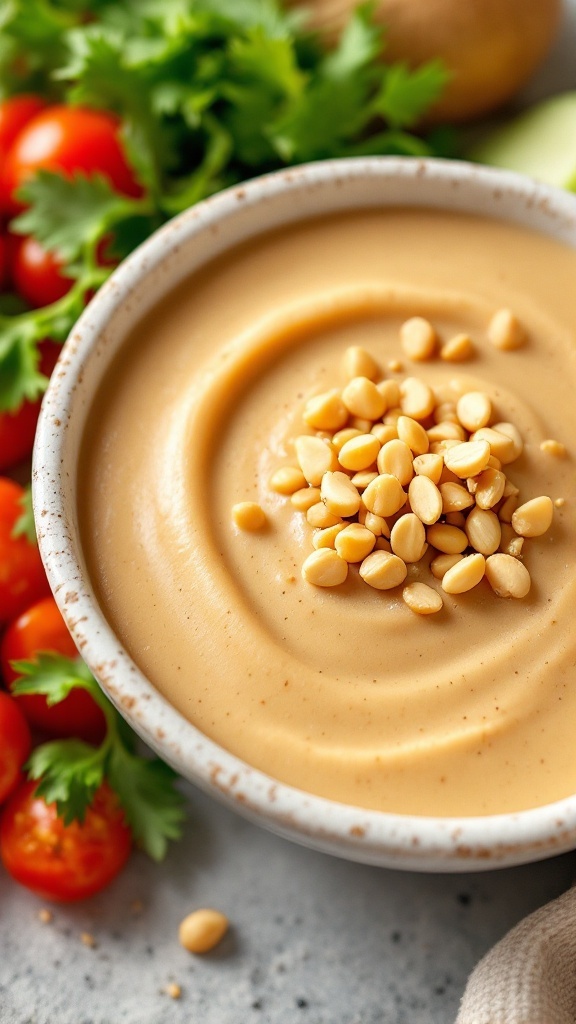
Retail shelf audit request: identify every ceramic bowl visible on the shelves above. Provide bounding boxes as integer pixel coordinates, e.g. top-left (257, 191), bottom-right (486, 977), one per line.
top-left (34, 157), bottom-right (576, 872)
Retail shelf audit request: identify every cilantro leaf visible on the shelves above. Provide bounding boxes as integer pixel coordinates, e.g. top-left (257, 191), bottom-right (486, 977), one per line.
top-left (12, 486), bottom-right (37, 545)
top-left (11, 653), bottom-right (95, 704)
top-left (13, 171), bottom-right (135, 263)
top-left (108, 745), bottom-right (186, 862)
top-left (229, 25), bottom-right (305, 99)
top-left (11, 653), bottom-right (186, 857)
top-left (268, 5), bottom-right (382, 163)
top-left (374, 59), bottom-right (449, 129)
top-left (57, 26), bottom-right (172, 195)
top-left (321, 1), bottom-right (382, 80)
top-left (0, 320), bottom-right (47, 412)
top-left (220, 27), bottom-right (305, 168)
top-left (0, 0), bottom-right (72, 96)
top-left (194, 0), bottom-right (298, 36)
top-left (27, 739), bottom-right (106, 824)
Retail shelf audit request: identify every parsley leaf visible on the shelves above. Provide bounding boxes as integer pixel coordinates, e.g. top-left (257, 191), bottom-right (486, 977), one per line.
top-left (11, 653), bottom-right (186, 857)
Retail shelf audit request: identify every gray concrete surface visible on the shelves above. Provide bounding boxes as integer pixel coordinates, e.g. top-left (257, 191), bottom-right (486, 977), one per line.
top-left (1, 785), bottom-right (575, 1024)
top-left (2, 3), bottom-right (576, 1022)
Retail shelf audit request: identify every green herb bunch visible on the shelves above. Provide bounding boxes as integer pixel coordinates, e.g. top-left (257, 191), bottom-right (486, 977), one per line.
top-left (0, 0), bottom-right (448, 414)
top-left (12, 653), bottom-right (186, 859)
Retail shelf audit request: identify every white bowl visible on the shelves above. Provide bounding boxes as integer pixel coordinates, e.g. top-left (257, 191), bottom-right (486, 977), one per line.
top-left (34, 156), bottom-right (576, 872)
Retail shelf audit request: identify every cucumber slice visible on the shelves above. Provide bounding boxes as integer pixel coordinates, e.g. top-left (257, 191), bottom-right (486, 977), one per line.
top-left (467, 93), bottom-right (576, 191)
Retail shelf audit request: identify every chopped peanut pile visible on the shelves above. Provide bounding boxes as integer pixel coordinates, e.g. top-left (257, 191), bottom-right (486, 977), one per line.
top-left (257, 314), bottom-right (559, 614)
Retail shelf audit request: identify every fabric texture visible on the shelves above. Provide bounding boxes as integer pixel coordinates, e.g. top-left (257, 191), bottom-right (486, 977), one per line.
top-left (456, 885), bottom-right (576, 1024)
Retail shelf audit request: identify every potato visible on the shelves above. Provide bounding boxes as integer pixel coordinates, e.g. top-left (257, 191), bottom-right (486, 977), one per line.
top-left (285, 0), bottom-right (561, 123)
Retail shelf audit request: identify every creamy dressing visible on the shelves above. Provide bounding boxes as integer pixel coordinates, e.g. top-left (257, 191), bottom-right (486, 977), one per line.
top-left (79, 209), bottom-right (576, 816)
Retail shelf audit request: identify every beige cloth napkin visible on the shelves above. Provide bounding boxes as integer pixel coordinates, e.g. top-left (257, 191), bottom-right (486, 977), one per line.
top-left (456, 885), bottom-right (576, 1024)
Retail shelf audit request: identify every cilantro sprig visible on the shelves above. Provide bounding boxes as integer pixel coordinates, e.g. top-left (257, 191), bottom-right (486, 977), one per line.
top-left (11, 653), bottom-right (186, 861)
top-left (0, 172), bottom-right (158, 412)
top-left (0, 0), bottom-right (449, 414)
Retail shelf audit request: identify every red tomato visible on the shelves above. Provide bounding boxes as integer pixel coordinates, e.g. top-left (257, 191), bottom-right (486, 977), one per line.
top-left (0, 95), bottom-right (46, 167)
top-left (2, 106), bottom-right (143, 216)
top-left (0, 692), bottom-right (31, 804)
top-left (1, 596), bottom-right (106, 744)
top-left (0, 781), bottom-right (132, 901)
top-left (0, 340), bottom-right (60, 472)
top-left (0, 96), bottom-right (47, 219)
top-left (0, 399), bottom-right (42, 472)
top-left (0, 478), bottom-right (50, 624)
top-left (12, 235), bottom-right (73, 308)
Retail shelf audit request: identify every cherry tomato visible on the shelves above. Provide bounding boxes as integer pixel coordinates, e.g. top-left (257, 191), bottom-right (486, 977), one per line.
top-left (2, 106), bottom-right (143, 216)
top-left (0, 95), bottom-right (46, 167)
top-left (0, 96), bottom-right (47, 219)
top-left (12, 235), bottom-right (73, 308)
top-left (0, 781), bottom-right (132, 901)
top-left (0, 478), bottom-right (50, 624)
top-left (1, 596), bottom-right (106, 744)
top-left (0, 340), bottom-right (60, 472)
top-left (0, 399), bottom-right (40, 471)
top-left (0, 692), bottom-right (31, 805)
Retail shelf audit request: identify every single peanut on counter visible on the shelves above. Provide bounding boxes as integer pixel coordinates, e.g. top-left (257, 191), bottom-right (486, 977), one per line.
top-left (179, 909), bottom-right (229, 954)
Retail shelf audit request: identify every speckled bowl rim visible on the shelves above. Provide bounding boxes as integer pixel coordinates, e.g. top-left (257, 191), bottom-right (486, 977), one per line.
top-left (34, 156), bottom-right (576, 872)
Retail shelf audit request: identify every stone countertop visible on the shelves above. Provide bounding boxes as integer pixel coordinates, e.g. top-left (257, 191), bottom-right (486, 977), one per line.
top-left (2, 5), bottom-right (576, 1022)
top-left (1, 788), bottom-right (575, 1024)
